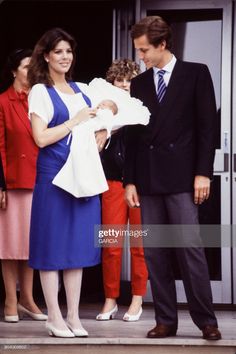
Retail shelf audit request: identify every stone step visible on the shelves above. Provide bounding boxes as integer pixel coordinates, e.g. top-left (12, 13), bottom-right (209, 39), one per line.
top-left (1, 340), bottom-right (236, 354)
top-left (1, 305), bottom-right (236, 354)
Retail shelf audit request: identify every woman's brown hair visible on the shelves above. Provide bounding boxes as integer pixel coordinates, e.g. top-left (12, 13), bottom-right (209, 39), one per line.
top-left (27, 28), bottom-right (77, 87)
top-left (105, 59), bottom-right (140, 84)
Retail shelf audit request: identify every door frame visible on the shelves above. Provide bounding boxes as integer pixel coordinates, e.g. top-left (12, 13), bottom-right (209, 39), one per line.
top-left (232, 0), bottom-right (236, 304)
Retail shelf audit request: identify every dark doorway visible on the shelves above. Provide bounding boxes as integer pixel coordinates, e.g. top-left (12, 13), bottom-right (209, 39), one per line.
top-left (0, 0), bottom-right (113, 82)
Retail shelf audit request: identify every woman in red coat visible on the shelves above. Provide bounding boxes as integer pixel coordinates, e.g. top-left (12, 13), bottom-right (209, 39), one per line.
top-left (0, 49), bottom-right (47, 322)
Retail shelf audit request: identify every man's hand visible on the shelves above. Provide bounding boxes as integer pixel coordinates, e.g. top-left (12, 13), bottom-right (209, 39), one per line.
top-left (125, 184), bottom-right (140, 208)
top-left (0, 190), bottom-right (7, 209)
top-left (194, 175), bottom-right (210, 205)
top-left (95, 129), bottom-right (108, 152)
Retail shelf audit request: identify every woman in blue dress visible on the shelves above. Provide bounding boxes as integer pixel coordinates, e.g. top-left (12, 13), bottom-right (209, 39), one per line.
top-left (27, 28), bottom-right (105, 338)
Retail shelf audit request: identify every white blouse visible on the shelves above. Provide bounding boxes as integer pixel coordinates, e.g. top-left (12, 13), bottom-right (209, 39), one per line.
top-left (28, 82), bottom-right (90, 124)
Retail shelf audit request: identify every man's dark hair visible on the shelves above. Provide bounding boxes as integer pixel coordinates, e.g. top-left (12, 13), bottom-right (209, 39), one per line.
top-left (131, 16), bottom-right (172, 50)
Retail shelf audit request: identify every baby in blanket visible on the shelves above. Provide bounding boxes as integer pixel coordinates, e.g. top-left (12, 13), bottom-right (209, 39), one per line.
top-left (52, 78), bottom-right (150, 198)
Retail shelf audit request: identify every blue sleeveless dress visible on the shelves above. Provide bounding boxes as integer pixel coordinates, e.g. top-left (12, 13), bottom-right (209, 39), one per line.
top-left (29, 82), bottom-right (101, 270)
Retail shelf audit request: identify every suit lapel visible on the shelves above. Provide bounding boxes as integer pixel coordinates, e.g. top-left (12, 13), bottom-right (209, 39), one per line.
top-left (150, 60), bottom-right (186, 142)
top-left (8, 87), bottom-right (33, 137)
top-left (141, 69), bottom-right (159, 110)
top-left (136, 70), bottom-right (160, 138)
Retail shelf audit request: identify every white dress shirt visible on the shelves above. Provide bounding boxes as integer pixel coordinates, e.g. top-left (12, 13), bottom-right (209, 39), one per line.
top-left (153, 55), bottom-right (177, 93)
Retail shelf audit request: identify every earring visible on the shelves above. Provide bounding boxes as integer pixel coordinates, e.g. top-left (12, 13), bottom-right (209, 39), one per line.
top-left (45, 58), bottom-right (49, 63)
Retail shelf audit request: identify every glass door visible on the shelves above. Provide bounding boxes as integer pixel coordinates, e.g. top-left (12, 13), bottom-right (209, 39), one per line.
top-left (232, 2), bottom-right (236, 305)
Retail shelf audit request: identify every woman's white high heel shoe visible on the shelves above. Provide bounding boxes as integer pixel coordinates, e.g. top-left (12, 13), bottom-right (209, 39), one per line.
top-left (96, 304), bottom-right (118, 320)
top-left (46, 322), bottom-right (75, 338)
top-left (17, 304), bottom-right (48, 321)
top-left (123, 307), bottom-right (142, 322)
top-left (4, 315), bottom-right (19, 323)
top-left (66, 322), bottom-right (88, 337)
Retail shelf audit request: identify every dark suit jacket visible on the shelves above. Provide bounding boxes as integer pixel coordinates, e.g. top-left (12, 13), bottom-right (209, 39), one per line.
top-left (0, 86), bottom-right (38, 189)
top-left (124, 60), bottom-right (217, 195)
top-left (101, 128), bottom-right (126, 182)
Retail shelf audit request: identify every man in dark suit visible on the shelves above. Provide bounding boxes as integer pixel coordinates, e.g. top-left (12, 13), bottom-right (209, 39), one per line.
top-left (124, 16), bottom-right (221, 340)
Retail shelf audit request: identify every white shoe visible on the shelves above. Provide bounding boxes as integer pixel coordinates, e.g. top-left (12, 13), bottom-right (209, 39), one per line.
top-left (66, 322), bottom-right (88, 337)
top-left (4, 315), bottom-right (19, 323)
top-left (17, 304), bottom-right (48, 321)
top-left (46, 322), bottom-right (75, 338)
top-left (96, 304), bottom-right (118, 321)
top-left (123, 307), bottom-right (142, 322)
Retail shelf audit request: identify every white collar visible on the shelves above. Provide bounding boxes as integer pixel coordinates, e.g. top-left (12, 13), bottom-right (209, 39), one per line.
top-left (153, 55), bottom-right (177, 75)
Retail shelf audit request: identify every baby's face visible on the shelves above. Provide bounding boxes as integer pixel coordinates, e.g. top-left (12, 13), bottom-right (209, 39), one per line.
top-left (97, 100), bottom-right (117, 115)
top-left (97, 100), bottom-right (110, 110)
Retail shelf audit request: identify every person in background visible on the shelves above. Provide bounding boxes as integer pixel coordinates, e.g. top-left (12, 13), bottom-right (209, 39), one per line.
top-left (96, 59), bottom-right (148, 322)
top-left (0, 49), bottom-right (47, 323)
top-left (124, 16), bottom-right (221, 340)
top-left (27, 27), bottom-right (107, 338)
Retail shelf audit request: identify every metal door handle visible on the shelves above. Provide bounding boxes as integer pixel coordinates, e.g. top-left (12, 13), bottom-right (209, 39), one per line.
top-left (214, 151), bottom-right (229, 172)
top-left (223, 131), bottom-right (229, 172)
top-left (224, 153), bottom-right (229, 172)
top-left (234, 154), bottom-right (236, 173)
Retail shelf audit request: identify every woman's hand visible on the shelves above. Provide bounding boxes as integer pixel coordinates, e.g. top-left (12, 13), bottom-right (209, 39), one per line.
top-left (73, 107), bottom-right (97, 125)
top-left (0, 190), bottom-right (7, 209)
top-left (125, 184), bottom-right (140, 208)
top-left (31, 106), bottom-right (98, 148)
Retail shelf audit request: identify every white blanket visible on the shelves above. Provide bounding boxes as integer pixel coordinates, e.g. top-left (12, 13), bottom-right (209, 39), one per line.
top-left (52, 79), bottom-right (150, 198)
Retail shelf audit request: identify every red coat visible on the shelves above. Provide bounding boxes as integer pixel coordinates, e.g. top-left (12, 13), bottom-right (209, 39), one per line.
top-left (0, 86), bottom-right (38, 189)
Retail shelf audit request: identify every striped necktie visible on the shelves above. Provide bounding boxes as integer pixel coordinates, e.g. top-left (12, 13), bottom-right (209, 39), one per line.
top-left (157, 69), bottom-right (166, 102)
